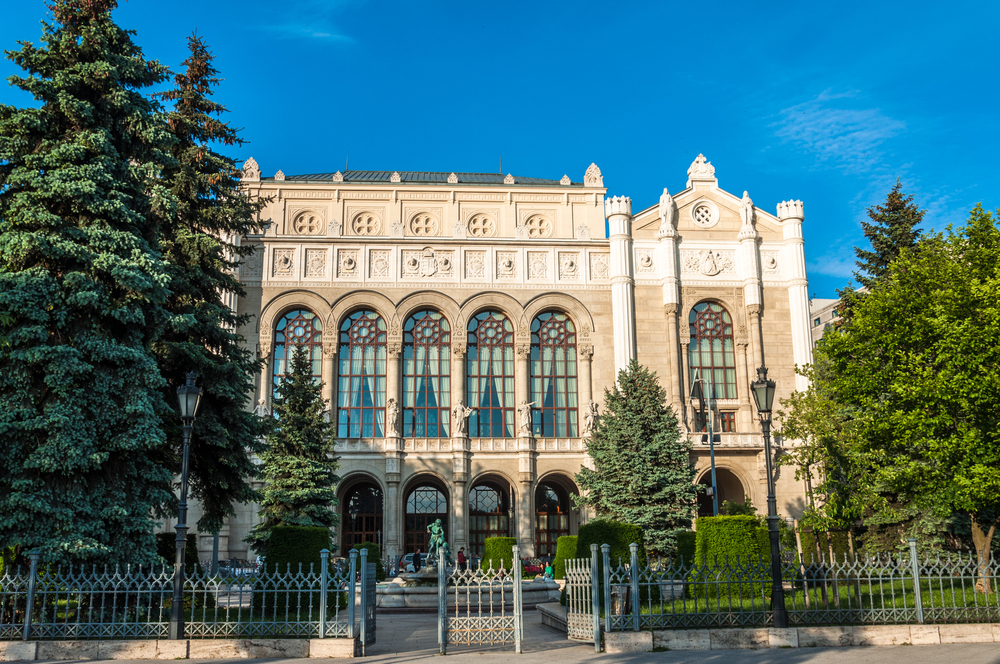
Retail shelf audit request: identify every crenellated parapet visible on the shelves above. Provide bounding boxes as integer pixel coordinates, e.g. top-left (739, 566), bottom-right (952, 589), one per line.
top-left (776, 200), bottom-right (804, 221)
top-left (604, 195), bottom-right (632, 218)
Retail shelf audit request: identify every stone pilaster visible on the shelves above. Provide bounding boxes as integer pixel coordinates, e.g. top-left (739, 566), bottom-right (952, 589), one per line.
top-left (577, 343), bottom-right (594, 436)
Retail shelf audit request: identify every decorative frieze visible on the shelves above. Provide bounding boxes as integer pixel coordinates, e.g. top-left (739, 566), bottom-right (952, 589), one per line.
top-left (305, 249), bottom-right (327, 278)
top-left (528, 252), bottom-right (548, 280)
top-left (681, 249), bottom-right (735, 276)
top-left (272, 249), bottom-right (294, 277)
top-left (465, 251), bottom-right (486, 279)
top-left (559, 252), bottom-right (580, 279)
top-left (369, 249), bottom-right (390, 278)
top-left (402, 248), bottom-right (453, 278)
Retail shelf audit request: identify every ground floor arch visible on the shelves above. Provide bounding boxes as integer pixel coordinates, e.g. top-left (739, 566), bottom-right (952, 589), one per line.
top-left (340, 478), bottom-right (385, 551)
top-left (697, 466), bottom-right (748, 517)
top-left (534, 473), bottom-right (580, 558)
top-left (467, 477), bottom-right (512, 558)
top-left (404, 476), bottom-right (450, 554)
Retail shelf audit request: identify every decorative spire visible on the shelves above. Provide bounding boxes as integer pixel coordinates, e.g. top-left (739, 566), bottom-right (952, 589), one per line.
top-left (390, 171), bottom-right (401, 183)
top-left (504, 173), bottom-right (515, 185)
top-left (447, 172), bottom-right (458, 184)
top-left (241, 156), bottom-right (260, 182)
top-left (584, 163), bottom-right (603, 187)
top-left (332, 171), bottom-right (344, 182)
top-left (560, 174), bottom-right (571, 186)
top-left (274, 170), bottom-right (285, 181)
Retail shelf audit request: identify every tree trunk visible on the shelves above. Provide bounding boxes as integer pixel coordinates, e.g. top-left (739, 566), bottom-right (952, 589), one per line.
top-left (970, 515), bottom-right (997, 594)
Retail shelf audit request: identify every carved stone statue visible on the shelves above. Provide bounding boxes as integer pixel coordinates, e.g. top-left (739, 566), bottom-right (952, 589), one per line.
top-left (739, 190), bottom-right (755, 228)
top-left (253, 398), bottom-right (269, 418)
top-left (452, 399), bottom-right (475, 436)
top-left (700, 250), bottom-right (720, 276)
top-left (658, 187), bottom-right (676, 234)
top-left (582, 401), bottom-right (599, 435)
top-left (518, 400), bottom-right (536, 436)
top-left (386, 398), bottom-right (400, 436)
top-left (426, 518), bottom-right (451, 566)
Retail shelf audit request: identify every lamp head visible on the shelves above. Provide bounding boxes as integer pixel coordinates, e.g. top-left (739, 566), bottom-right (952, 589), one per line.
top-left (177, 371), bottom-right (202, 423)
top-left (750, 366), bottom-right (776, 420)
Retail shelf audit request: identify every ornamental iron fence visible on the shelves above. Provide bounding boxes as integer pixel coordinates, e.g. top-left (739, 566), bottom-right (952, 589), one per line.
top-left (562, 538), bottom-right (1000, 639)
top-left (0, 549), bottom-right (375, 642)
top-left (437, 546), bottom-right (523, 654)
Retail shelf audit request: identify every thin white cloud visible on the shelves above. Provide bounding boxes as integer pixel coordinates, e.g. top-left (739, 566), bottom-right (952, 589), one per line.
top-left (773, 92), bottom-right (905, 176)
top-left (256, 0), bottom-right (355, 42)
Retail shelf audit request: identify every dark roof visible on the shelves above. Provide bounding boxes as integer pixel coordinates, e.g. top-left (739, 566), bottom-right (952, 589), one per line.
top-left (265, 170), bottom-right (581, 186)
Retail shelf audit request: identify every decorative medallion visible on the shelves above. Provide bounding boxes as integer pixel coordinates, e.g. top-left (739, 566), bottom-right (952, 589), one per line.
top-left (241, 247), bottom-right (263, 278)
top-left (408, 212), bottom-right (438, 237)
top-left (272, 249), bottom-right (294, 277)
top-left (497, 251), bottom-right (516, 279)
top-left (636, 249), bottom-right (654, 273)
top-left (528, 252), bottom-right (547, 280)
top-left (559, 252), bottom-right (580, 279)
top-left (467, 213), bottom-right (496, 238)
top-left (370, 250), bottom-right (390, 278)
top-left (305, 249), bottom-right (326, 278)
top-left (292, 210), bottom-right (323, 235)
top-left (351, 211), bottom-right (381, 236)
top-left (338, 250), bottom-right (358, 278)
top-left (681, 249), bottom-right (735, 276)
top-left (589, 253), bottom-right (609, 280)
top-left (465, 251), bottom-right (486, 279)
top-left (522, 214), bottom-right (553, 239)
top-left (402, 248), bottom-right (453, 278)
top-left (762, 251), bottom-right (780, 274)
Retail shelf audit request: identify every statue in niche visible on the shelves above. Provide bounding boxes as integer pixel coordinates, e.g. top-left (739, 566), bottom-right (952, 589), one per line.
top-left (253, 398), bottom-right (269, 418)
top-left (452, 399), bottom-right (475, 436)
top-left (582, 401), bottom-right (600, 435)
top-left (740, 190), bottom-right (756, 228)
top-left (518, 400), bottom-right (536, 436)
top-left (386, 398), bottom-right (400, 436)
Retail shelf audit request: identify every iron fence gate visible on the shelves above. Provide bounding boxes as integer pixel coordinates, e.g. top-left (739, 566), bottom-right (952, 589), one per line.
top-left (436, 546), bottom-right (523, 654)
top-left (564, 544), bottom-right (601, 652)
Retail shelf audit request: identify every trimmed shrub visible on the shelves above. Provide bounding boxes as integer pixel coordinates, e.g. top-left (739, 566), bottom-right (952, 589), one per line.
top-left (483, 537), bottom-right (517, 572)
top-left (691, 516), bottom-right (769, 599)
top-left (553, 536), bottom-right (578, 580)
top-left (576, 520), bottom-right (653, 604)
top-left (676, 531), bottom-right (696, 565)
top-left (352, 541), bottom-right (386, 581)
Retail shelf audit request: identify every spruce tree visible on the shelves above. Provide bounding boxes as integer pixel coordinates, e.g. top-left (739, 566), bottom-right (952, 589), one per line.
top-left (575, 360), bottom-right (698, 556)
top-left (152, 34), bottom-right (269, 534)
top-left (247, 345), bottom-right (340, 553)
top-left (0, 0), bottom-right (176, 565)
top-left (852, 179), bottom-right (924, 289)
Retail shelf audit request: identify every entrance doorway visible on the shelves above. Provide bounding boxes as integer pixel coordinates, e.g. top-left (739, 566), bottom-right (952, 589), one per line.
top-left (698, 467), bottom-right (748, 517)
top-left (535, 482), bottom-right (571, 557)
top-left (468, 482), bottom-right (510, 558)
top-left (342, 482), bottom-right (384, 550)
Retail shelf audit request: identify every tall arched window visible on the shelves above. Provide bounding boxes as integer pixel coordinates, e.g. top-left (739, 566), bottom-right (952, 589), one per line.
top-left (337, 310), bottom-right (387, 438)
top-left (274, 309), bottom-right (323, 397)
top-left (530, 312), bottom-right (578, 438)
top-left (689, 301), bottom-right (737, 399)
top-left (468, 482), bottom-right (510, 558)
top-left (403, 311), bottom-right (451, 438)
top-left (467, 311), bottom-right (515, 438)
top-left (535, 482), bottom-right (570, 558)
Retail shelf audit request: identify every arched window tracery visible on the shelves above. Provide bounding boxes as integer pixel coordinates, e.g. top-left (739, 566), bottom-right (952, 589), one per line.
top-left (530, 312), bottom-right (578, 438)
top-left (689, 301), bottom-right (737, 399)
top-left (337, 310), bottom-right (387, 438)
top-left (403, 310), bottom-right (451, 438)
top-left (274, 309), bottom-right (323, 397)
top-left (466, 311), bottom-right (515, 438)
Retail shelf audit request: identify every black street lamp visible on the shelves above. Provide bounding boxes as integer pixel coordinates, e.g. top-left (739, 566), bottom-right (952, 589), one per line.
top-left (750, 365), bottom-right (787, 629)
top-left (169, 372), bottom-right (202, 640)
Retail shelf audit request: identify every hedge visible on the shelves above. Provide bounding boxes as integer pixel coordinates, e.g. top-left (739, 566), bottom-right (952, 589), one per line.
top-left (676, 531), bottom-right (696, 564)
top-left (691, 516), bottom-right (769, 598)
top-left (576, 520), bottom-right (652, 604)
top-left (552, 536), bottom-right (578, 580)
top-left (483, 537), bottom-right (517, 572)
top-left (352, 541), bottom-right (386, 581)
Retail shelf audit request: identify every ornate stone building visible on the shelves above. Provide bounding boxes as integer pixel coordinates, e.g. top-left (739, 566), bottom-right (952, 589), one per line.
top-left (179, 155), bottom-right (813, 563)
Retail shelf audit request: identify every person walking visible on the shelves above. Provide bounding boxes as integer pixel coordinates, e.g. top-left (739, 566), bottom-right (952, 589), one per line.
top-left (413, 548), bottom-right (422, 571)
top-left (457, 547), bottom-right (467, 572)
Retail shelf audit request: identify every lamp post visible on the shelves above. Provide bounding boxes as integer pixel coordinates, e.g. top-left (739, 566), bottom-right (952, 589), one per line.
top-left (691, 370), bottom-right (719, 516)
top-left (169, 372), bottom-right (203, 640)
top-left (750, 365), bottom-right (787, 629)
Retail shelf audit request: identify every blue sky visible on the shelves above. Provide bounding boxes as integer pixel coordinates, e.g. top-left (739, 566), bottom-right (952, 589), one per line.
top-left (2, 0), bottom-right (997, 298)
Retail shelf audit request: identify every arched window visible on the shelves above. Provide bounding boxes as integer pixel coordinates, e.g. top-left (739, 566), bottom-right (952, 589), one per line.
top-left (403, 311), bottom-right (451, 438)
top-left (467, 311), bottom-right (515, 438)
top-left (530, 312), bottom-right (578, 438)
top-left (689, 302), bottom-right (737, 399)
top-left (535, 483), bottom-right (570, 557)
top-left (468, 482), bottom-right (510, 558)
top-left (342, 482), bottom-right (384, 550)
top-left (405, 484), bottom-right (448, 553)
top-left (337, 310), bottom-right (387, 438)
top-left (274, 309), bottom-right (323, 397)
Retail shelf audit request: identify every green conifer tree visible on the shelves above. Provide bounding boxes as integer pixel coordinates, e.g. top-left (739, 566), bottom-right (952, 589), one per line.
top-left (0, 0), bottom-right (176, 565)
top-left (151, 34), bottom-right (269, 534)
top-left (575, 360), bottom-right (698, 555)
top-left (247, 346), bottom-right (340, 553)
top-left (851, 179), bottom-right (925, 290)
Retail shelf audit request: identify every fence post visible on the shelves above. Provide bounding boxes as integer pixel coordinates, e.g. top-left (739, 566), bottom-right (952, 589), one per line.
top-left (347, 550), bottom-right (357, 639)
top-left (908, 538), bottom-right (924, 624)
top-left (359, 549), bottom-right (369, 651)
top-left (22, 551), bottom-right (40, 642)
top-left (629, 543), bottom-right (641, 632)
top-left (513, 545), bottom-right (522, 654)
top-left (601, 544), bottom-right (611, 635)
top-left (319, 549), bottom-right (329, 639)
top-left (590, 544), bottom-right (601, 653)
top-left (438, 546), bottom-right (447, 655)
